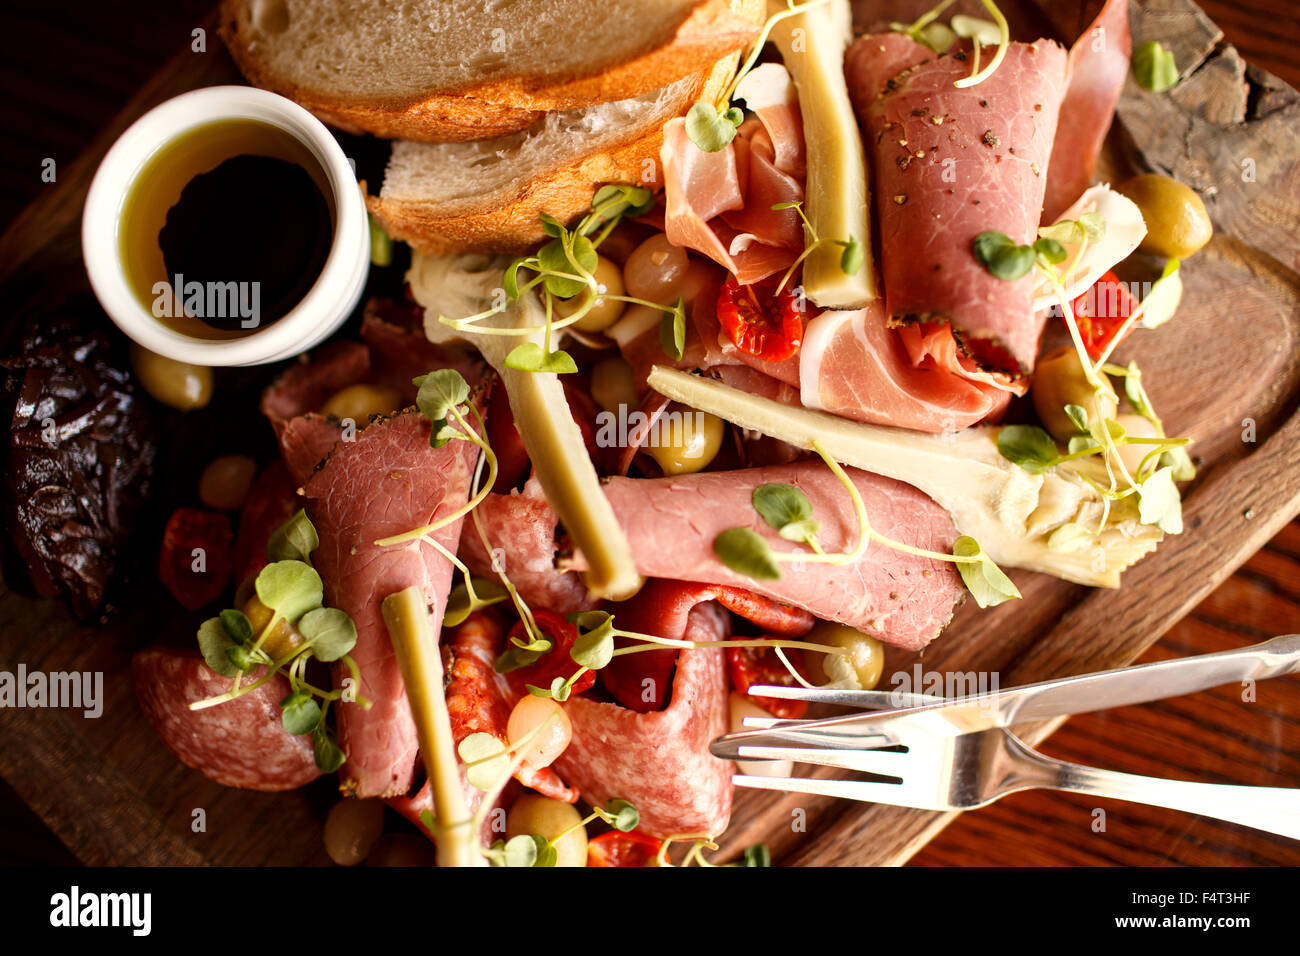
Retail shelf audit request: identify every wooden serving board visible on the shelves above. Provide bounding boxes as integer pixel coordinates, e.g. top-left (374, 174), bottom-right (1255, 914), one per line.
top-left (2, 0), bottom-right (1298, 867)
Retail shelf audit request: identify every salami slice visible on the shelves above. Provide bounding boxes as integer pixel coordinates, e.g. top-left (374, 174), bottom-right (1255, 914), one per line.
top-left (555, 602), bottom-right (733, 839)
top-left (131, 647), bottom-right (320, 791)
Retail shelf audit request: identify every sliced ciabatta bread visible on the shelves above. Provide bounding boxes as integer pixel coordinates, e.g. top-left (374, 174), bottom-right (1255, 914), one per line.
top-left (367, 58), bottom-right (733, 254)
top-left (220, 0), bottom-right (762, 142)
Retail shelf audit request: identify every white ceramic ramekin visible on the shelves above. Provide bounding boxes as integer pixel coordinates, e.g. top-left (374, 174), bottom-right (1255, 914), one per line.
top-left (83, 85), bottom-right (369, 367)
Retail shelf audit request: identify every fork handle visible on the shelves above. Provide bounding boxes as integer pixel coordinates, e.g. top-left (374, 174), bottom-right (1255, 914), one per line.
top-left (1033, 755), bottom-right (1300, 840)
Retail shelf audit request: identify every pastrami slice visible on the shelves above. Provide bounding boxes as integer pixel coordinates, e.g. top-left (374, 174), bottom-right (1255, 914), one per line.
top-left (305, 411), bottom-right (476, 798)
top-left (847, 33), bottom-right (1068, 373)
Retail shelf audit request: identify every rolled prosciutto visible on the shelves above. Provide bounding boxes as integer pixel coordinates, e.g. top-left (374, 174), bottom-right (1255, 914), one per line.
top-left (846, 33), bottom-right (1068, 373)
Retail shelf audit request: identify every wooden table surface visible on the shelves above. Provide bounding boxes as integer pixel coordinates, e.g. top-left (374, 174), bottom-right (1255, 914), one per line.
top-left (0, 0), bottom-right (1296, 867)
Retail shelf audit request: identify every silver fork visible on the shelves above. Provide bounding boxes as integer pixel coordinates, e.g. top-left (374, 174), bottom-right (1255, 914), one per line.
top-left (731, 728), bottom-right (1300, 840)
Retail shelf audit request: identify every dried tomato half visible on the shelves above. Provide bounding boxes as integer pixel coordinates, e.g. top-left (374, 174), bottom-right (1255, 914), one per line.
top-left (503, 609), bottom-right (597, 698)
top-left (159, 508), bottom-right (234, 611)
top-left (716, 275), bottom-right (804, 362)
top-left (1070, 270), bottom-right (1137, 359)
top-left (587, 830), bottom-right (665, 867)
top-left (727, 642), bottom-right (808, 720)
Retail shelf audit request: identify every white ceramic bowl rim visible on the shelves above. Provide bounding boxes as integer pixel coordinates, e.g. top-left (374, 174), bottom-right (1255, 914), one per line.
top-left (82, 85), bottom-right (368, 367)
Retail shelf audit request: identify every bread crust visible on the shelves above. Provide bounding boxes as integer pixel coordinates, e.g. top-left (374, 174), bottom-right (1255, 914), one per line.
top-left (220, 0), bottom-right (762, 143)
top-left (366, 57), bottom-right (737, 254)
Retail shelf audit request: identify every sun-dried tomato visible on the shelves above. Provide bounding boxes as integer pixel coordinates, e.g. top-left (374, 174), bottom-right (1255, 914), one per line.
top-left (159, 507), bottom-right (234, 611)
top-left (716, 275), bottom-right (804, 362)
top-left (727, 642), bottom-right (808, 720)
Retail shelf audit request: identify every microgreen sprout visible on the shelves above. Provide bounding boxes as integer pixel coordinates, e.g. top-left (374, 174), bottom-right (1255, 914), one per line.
top-left (436, 186), bottom-right (685, 365)
top-left (711, 441), bottom-right (1020, 608)
top-left (372, 369), bottom-right (497, 548)
top-left (770, 200), bottom-right (864, 291)
top-left (987, 241), bottom-right (1195, 539)
top-left (191, 510), bottom-right (363, 771)
top-left (685, 0), bottom-right (833, 153)
top-left (891, 0), bottom-right (1009, 88)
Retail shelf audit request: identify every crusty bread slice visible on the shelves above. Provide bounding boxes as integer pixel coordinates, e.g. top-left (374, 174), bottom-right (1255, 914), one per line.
top-left (367, 57), bottom-right (734, 254)
top-left (220, 0), bottom-right (762, 142)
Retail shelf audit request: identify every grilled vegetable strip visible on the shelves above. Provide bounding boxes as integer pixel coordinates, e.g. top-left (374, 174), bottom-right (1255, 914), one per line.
top-left (382, 586), bottom-right (481, 867)
top-left (410, 254), bottom-right (642, 601)
top-left (768, 0), bottom-right (874, 307)
top-left (647, 366), bottom-right (1164, 587)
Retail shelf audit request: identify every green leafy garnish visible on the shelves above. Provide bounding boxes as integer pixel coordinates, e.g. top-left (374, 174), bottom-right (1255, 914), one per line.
top-left (414, 369), bottom-right (472, 447)
top-left (279, 690), bottom-right (323, 735)
top-left (1133, 40), bottom-right (1179, 93)
top-left (504, 342), bottom-right (578, 375)
top-left (458, 733), bottom-right (511, 791)
top-left (1033, 237), bottom-right (1067, 266)
top-left (266, 508), bottom-right (319, 565)
top-left (444, 577), bottom-right (509, 628)
top-left (570, 613), bottom-right (616, 670)
top-left (1136, 258), bottom-right (1182, 330)
top-left (712, 527), bottom-right (782, 581)
top-left (840, 236), bottom-right (865, 276)
top-left (604, 798), bottom-right (640, 833)
top-left (1063, 404), bottom-right (1089, 433)
top-left (953, 536), bottom-right (1022, 608)
top-left (972, 231), bottom-right (1035, 280)
top-left (191, 510), bottom-right (362, 772)
top-left (685, 101), bottom-right (744, 152)
top-left (255, 560), bottom-right (323, 624)
top-left (1136, 466), bottom-right (1183, 533)
top-left (538, 234), bottom-right (598, 299)
top-left (996, 425), bottom-right (1059, 474)
top-left (659, 297), bottom-right (687, 362)
top-left (198, 616), bottom-right (243, 678)
top-left (312, 724), bottom-right (345, 773)
top-left (297, 607), bottom-right (357, 662)
top-left (743, 843), bottom-right (772, 867)
top-left (752, 483), bottom-right (820, 546)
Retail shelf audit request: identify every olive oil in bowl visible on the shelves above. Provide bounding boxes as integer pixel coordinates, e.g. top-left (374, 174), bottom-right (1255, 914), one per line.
top-left (117, 118), bottom-right (334, 340)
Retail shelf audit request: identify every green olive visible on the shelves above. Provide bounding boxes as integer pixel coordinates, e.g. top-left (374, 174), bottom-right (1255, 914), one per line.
top-left (646, 404), bottom-right (724, 475)
top-left (130, 344), bottom-right (212, 410)
top-left (590, 357), bottom-right (638, 414)
top-left (1032, 346), bottom-right (1118, 443)
top-left (242, 593), bottom-right (306, 660)
top-left (805, 622), bottom-right (885, 690)
top-left (198, 454), bottom-right (258, 511)
top-left (554, 256), bottom-right (626, 333)
top-left (505, 794), bottom-right (587, 867)
top-left (320, 384), bottom-right (402, 422)
top-left (1117, 174), bottom-right (1213, 259)
top-left (323, 798), bottom-right (385, 866)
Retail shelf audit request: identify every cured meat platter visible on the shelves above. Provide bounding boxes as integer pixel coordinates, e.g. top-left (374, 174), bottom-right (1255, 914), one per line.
top-left (1, 0), bottom-right (1299, 866)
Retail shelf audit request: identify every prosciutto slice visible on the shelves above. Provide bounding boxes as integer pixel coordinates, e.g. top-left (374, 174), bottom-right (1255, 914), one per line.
top-left (846, 33), bottom-right (1068, 373)
top-left (799, 303), bottom-right (1015, 432)
top-left (661, 64), bottom-right (806, 284)
top-left (304, 412), bottom-right (476, 798)
top-left (555, 600), bottom-right (733, 838)
top-left (1040, 0), bottom-right (1131, 222)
